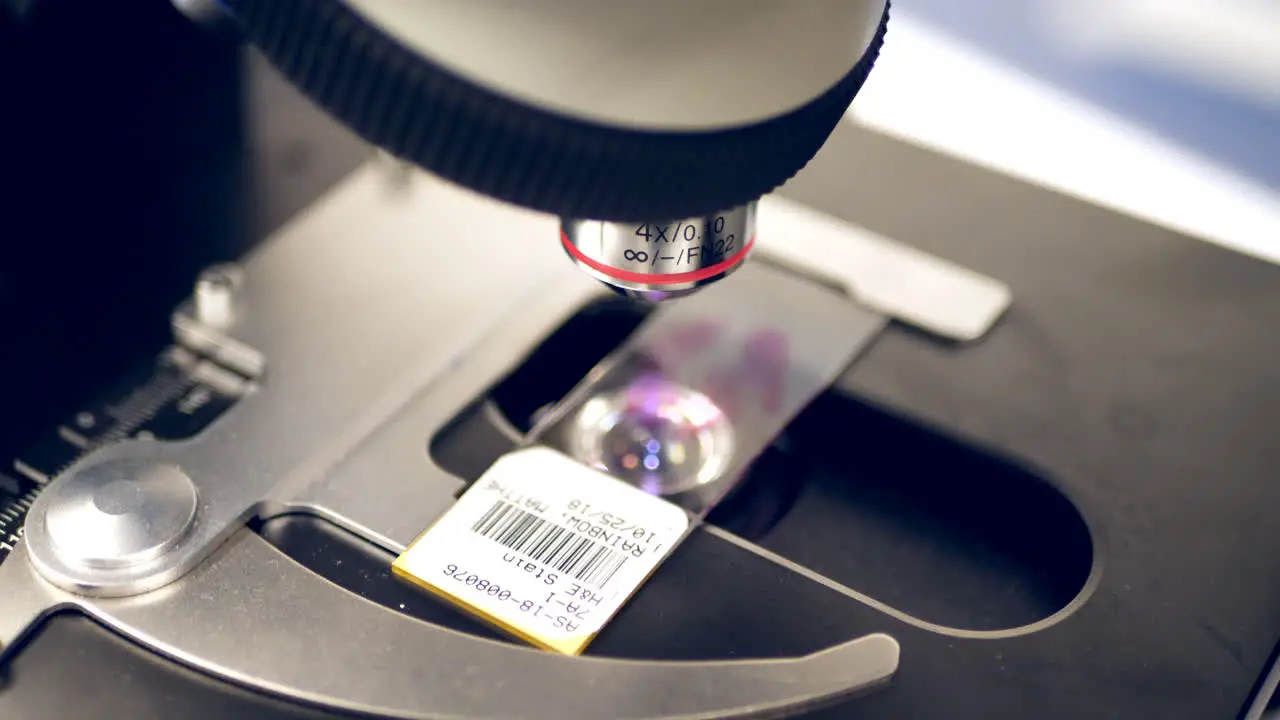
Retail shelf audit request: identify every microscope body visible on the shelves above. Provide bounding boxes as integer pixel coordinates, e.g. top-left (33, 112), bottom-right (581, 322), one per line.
top-left (6, 4), bottom-right (1280, 720)
top-left (215, 0), bottom-right (890, 297)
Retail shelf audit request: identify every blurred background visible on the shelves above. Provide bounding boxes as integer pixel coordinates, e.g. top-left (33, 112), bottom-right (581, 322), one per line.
top-left (901, 0), bottom-right (1278, 188)
top-left (846, 0), bottom-right (1280, 266)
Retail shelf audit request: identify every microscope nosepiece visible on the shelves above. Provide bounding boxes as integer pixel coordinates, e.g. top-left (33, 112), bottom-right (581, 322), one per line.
top-left (560, 202), bottom-right (756, 301)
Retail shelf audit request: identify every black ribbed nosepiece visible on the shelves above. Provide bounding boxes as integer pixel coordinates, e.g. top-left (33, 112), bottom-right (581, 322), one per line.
top-left (219, 0), bottom-right (889, 222)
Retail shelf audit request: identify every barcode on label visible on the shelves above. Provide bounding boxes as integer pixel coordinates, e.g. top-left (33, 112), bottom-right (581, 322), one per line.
top-left (471, 500), bottom-right (626, 590)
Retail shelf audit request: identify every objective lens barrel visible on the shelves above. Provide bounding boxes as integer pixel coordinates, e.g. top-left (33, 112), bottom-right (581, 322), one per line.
top-left (560, 201), bottom-right (756, 301)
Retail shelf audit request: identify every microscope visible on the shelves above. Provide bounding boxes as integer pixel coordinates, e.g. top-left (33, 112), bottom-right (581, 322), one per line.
top-left (215, 0), bottom-right (892, 300)
top-left (3, 2), bottom-right (1280, 718)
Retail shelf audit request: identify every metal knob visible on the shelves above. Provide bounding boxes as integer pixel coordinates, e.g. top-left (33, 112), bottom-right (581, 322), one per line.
top-left (194, 263), bottom-right (244, 329)
top-left (560, 202), bottom-right (756, 301)
top-left (41, 459), bottom-right (198, 572)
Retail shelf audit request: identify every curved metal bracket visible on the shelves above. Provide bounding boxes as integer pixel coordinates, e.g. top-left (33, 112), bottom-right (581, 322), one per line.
top-left (1, 535), bottom-right (898, 719)
top-left (1, 166), bottom-right (918, 718)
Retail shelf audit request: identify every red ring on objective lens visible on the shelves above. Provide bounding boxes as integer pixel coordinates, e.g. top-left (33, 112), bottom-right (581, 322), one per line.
top-left (561, 231), bottom-right (755, 286)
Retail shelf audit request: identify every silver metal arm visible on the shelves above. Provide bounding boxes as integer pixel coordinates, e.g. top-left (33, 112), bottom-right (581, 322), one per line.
top-left (0, 534), bottom-right (899, 720)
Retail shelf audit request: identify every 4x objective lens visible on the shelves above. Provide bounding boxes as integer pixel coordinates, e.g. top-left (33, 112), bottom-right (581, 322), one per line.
top-left (560, 202), bottom-right (756, 301)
